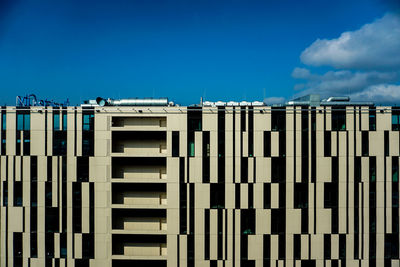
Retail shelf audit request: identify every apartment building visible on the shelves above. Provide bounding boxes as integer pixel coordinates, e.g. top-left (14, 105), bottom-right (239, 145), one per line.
top-left (0, 95), bottom-right (399, 267)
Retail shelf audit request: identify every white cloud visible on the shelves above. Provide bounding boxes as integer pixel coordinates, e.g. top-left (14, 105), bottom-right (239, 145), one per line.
top-left (264, 97), bottom-right (285, 104)
top-left (348, 84), bottom-right (400, 103)
top-left (300, 13), bottom-right (400, 70)
top-left (292, 68), bottom-right (399, 96)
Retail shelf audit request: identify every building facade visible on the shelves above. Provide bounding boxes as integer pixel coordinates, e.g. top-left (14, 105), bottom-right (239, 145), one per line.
top-left (0, 101), bottom-right (399, 267)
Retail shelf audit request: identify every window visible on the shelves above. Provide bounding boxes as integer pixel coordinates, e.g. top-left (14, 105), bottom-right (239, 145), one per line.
top-left (31, 233), bottom-right (37, 258)
top-left (263, 183), bottom-right (271, 209)
top-left (53, 112), bottom-right (60, 130)
top-left (271, 157), bottom-right (285, 183)
top-left (369, 108), bottom-right (376, 131)
top-left (271, 209), bottom-right (285, 234)
top-left (1, 111), bottom-right (5, 130)
top-left (294, 183), bottom-right (308, 209)
top-left (17, 113), bottom-right (30, 131)
top-left (241, 209), bottom-right (255, 235)
top-left (82, 233), bottom-right (94, 258)
top-left (77, 157), bottom-right (89, 182)
top-left (331, 107), bottom-right (346, 131)
top-left (294, 234), bottom-right (300, 259)
top-left (392, 108), bottom-right (400, 130)
top-left (263, 131), bottom-right (271, 157)
top-left (248, 107), bottom-right (254, 156)
top-left (45, 182), bottom-right (52, 207)
top-left (385, 131), bottom-right (389, 156)
top-left (271, 108), bottom-right (285, 131)
top-left (172, 131), bottom-right (179, 157)
top-left (45, 208), bottom-right (59, 233)
top-left (210, 184), bottom-right (225, 209)
top-left (14, 181), bottom-right (22, 206)
top-left (241, 157), bottom-right (248, 183)
top-left (393, 157), bottom-right (399, 182)
top-left (370, 157), bottom-right (376, 182)
top-left (82, 111), bottom-right (95, 156)
top-left (62, 111), bottom-right (67, 131)
top-left (324, 183), bottom-right (338, 208)
top-left (324, 234), bottom-right (331, 259)
top-left (45, 233), bottom-right (54, 258)
top-left (362, 131), bottom-right (369, 156)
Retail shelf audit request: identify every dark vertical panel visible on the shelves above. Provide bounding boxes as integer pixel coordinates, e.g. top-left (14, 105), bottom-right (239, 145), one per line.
top-left (218, 107), bottom-right (225, 183)
top-left (248, 107), bottom-right (254, 157)
top-left (217, 209), bottom-right (223, 259)
top-left (204, 209), bottom-right (210, 260)
top-left (202, 131), bottom-right (210, 183)
top-left (263, 131), bottom-right (271, 157)
top-left (263, 183), bottom-right (271, 209)
top-left (172, 131), bottom-right (180, 157)
top-left (179, 157), bottom-right (187, 234)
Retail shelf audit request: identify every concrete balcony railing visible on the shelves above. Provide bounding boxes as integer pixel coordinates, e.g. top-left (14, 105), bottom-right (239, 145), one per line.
top-left (112, 157), bottom-right (167, 181)
top-left (115, 192), bottom-right (167, 206)
top-left (112, 116), bottom-right (167, 130)
top-left (123, 243), bottom-right (167, 256)
top-left (112, 140), bottom-right (167, 156)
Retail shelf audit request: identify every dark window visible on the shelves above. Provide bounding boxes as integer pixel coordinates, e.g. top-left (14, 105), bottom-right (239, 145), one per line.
top-left (53, 112), bottom-right (60, 130)
top-left (362, 131), bottom-right (369, 156)
top-left (241, 157), bottom-right (248, 183)
top-left (271, 108), bottom-right (285, 131)
top-left (204, 209), bottom-right (210, 259)
top-left (248, 107), bottom-right (254, 156)
top-left (279, 183), bottom-right (285, 208)
top-left (241, 209), bottom-right (255, 235)
top-left (324, 234), bottom-right (331, 259)
top-left (14, 232), bottom-right (23, 258)
top-left (47, 157), bottom-right (52, 181)
top-left (263, 183), bottom-right (271, 209)
top-left (241, 108), bottom-right (246, 132)
top-left (202, 131), bottom-right (210, 183)
top-left (278, 234), bottom-right (285, 259)
top-left (332, 157), bottom-right (338, 183)
top-left (82, 111), bottom-right (95, 156)
top-left (14, 181), bottom-right (22, 206)
top-left (172, 131), bottom-right (179, 157)
top-left (263, 131), bottom-right (271, 157)
top-left (62, 111), bottom-right (67, 131)
top-left (294, 234), bottom-right (300, 259)
top-left (271, 209), bottom-right (285, 234)
top-left (263, 235), bottom-right (270, 260)
top-left (17, 113), bottom-right (30, 131)
top-left (248, 183), bottom-right (254, 208)
top-left (31, 181), bottom-right (37, 207)
top-left (45, 233), bottom-right (54, 258)
top-left (271, 157), bottom-right (285, 183)
top-left (187, 108), bottom-right (202, 131)
top-left (385, 131), bottom-right (389, 156)
top-left (3, 181), bottom-right (7, 206)
top-left (60, 233), bottom-right (67, 258)
top-left (331, 107), bottom-right (346, 131)
top-left (1, 111), bottom-right (5, 130)
top-left (31, 233), bottom-right (37, 258)
top-left (235, 183), bottom-right (240, 209)
top-left (355, 157), bottom-right (361, 183)
top-left (370, 157), bottom-right (376, 182)
top-left (82, 233), bottom-right (94, 258)
top-left (294, 183), bottom-right (308, 209)
top-left (279, 131), bottom-right (286, 157)
top-left (339, 234), bottom-right (346, 259)
top-left (45, 208), bottom-right (59, 233)
top-left (45, 182), bottom-right (52, 207)
top-left (210, 184), bottom-right (225, 209)
top-left (73, 182), bottom-right (82, 233)
top-left (392, 108), bottom-right (400, 130)
top-left (77, 157), bottom-right (89, 182)
top-left (53, 131), bottom-right (67, 155)
top-left (31, 156), bottom-right (37, 181)
top-left (369, 108), bottom-right (376, 131)
top-left (31, 207), bottom-right (37, 232)
top-left (324, 183), bottom-right (338, 208)
top-left (393, 157), bottom-right (399, 182)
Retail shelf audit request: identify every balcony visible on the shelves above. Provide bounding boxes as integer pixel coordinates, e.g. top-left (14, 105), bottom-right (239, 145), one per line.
top-left (112, 183), bottom-right (167, 208)
top-left (112, 131), bottom-right (167, 157)
top-left (112, 234), bottom-right (167, 258)
top-left (112, 157), bottom-right (166, 181)
top-left (112, 209), bottom-right (167, 234)
top-left (112, 117), bottom-right (166, 130)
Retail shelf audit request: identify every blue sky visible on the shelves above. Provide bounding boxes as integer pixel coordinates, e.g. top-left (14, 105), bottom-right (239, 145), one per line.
top-left (0, 0), bottom-right (399, 105)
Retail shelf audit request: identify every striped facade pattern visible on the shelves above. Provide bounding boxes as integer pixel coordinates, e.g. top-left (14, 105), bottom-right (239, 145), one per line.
top-left (0, 105), bottom-right (399, 267)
